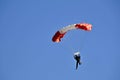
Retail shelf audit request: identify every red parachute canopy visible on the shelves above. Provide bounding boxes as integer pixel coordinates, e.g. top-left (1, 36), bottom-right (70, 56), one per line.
top-left (52, 23), bottom-right (92, 42)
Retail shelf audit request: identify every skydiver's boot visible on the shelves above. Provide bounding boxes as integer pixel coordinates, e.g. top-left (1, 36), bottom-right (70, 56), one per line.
top-left (79, 61), bottom-right (82, 65)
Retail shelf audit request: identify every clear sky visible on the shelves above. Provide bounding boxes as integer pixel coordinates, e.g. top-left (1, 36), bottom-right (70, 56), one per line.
top-left (0, 0), bottom-right (120, 80)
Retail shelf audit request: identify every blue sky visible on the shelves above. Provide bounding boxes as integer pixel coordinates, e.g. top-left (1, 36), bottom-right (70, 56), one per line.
top-left (0, 0), bottom-right (120, 80)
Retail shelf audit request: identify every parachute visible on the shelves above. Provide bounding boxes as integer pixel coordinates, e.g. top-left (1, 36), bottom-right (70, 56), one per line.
top-left (52, 23), bottom-right (92, 42)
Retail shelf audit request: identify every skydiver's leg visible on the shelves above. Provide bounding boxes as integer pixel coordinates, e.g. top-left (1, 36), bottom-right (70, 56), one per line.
top-left (78, 56), bottom-right (82, 65)
top-left (76, 61), bottom-right (79, 70)
top-left (76, 57), bottom-right (81, 65)
top-left (79, 61), bottom-right (82, 65)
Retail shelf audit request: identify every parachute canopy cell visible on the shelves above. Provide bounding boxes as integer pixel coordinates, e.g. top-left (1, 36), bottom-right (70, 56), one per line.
top-left (52, 23), bottom-right (92, 42)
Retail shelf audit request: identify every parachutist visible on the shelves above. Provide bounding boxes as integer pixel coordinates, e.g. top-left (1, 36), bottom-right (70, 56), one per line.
top-left (74, 52), bottom-right (82, 70)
